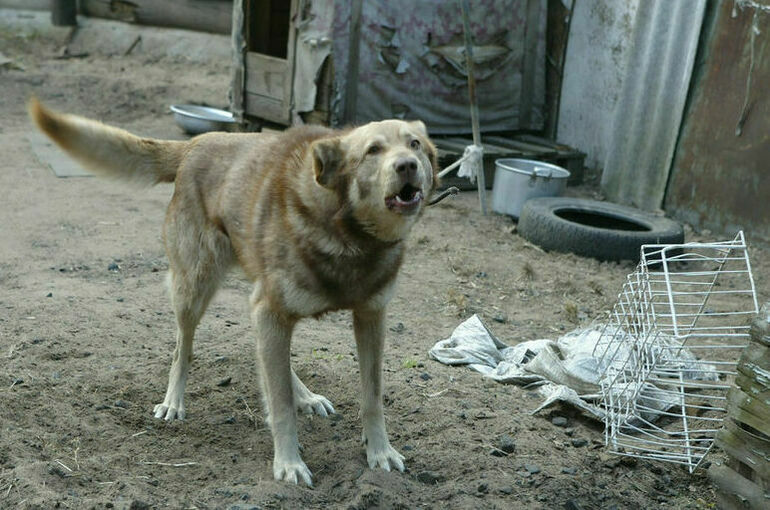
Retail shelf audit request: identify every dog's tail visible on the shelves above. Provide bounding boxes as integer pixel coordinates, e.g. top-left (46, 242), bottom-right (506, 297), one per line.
top-left (28, 97), bottom-right (188, 184)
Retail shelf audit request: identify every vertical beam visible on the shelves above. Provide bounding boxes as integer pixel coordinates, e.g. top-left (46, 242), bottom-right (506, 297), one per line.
top-left (230, 0), bottom-right (247, 122)
top-left (460, 0), bottom-right (487, 215)
top-left (52, 0), bottom-right (77, 27)
top-left (343, 0), bottom-right (363, 124)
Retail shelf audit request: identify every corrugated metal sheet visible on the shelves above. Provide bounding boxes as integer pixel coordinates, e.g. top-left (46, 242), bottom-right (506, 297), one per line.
top-left (600, 0), bottom-right (706, 211)
top-left (665, 1), bottom-right (770, 240)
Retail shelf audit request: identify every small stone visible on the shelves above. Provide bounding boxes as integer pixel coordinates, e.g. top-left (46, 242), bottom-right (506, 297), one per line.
top-left (46, 292), bottom-right (53, 298)
top-left (129, 500), bottom-right (150, 510)
top-left (561, 467), bottom-right (577, 475)
top-left (108, 262), bottom-right (120, 271)
top-left (498, 435), bottom-right (516, 454)
top-left (416, 471), bottom-right (443, 485)
top-left (477, 483), bottom-right (488, 493)
top-left (564, 427), bottom-right (575, 437)
top-left (551, 416), bottom-right (568, 427)
top-left (499, 486), bottom-right (513, 495)
top-left (222, 416), bottom-right (236, 424)
top-left (402, 445), bottom-right (414, 451)
top-left (217, 377), bottom-right (232, 387)
top-left (389, 322), bottom-right (406, 333)
top-left (116, 297), bottom-right (124, 302)
top-left (493, 314), bottom-right (507, 324)
top-left (523, 463), bottom-right (541, 474)
top-left (113, 400), bottom-right (128, 408)
top-left (564, 499), bottom-right (584, 510)
top-left (476, 271), bottom-right (488, 278)
top-left (419, 372), bottom-right (432, 381)
top-left (570, 438), bottom-right (588, 448)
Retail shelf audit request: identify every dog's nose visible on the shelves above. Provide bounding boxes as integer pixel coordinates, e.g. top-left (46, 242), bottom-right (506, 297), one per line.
top-left (394, 157), bottom-right (418, 180)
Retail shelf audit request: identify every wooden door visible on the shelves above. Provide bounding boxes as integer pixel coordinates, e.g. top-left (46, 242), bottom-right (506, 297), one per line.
top-left (243, 0), bottom-right (298, 125)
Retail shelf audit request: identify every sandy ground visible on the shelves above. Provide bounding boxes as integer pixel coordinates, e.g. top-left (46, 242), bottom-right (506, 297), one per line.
top-left (2, 12), bottom-right (769, 510)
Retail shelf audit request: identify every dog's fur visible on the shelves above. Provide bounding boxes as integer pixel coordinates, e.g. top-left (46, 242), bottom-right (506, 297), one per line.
top-left (29, 98), bottom-right (439, 485)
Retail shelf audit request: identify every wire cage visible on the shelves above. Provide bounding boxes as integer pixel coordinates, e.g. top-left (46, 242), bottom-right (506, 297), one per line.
top-left (593, 231), bottom-right (759, 473)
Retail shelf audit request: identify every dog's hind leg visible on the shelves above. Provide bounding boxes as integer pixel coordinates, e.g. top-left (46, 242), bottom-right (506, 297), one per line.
top-left (291, 369), bottom-right (335, 417)
top-left (154, 217), bottom-right (232, 421)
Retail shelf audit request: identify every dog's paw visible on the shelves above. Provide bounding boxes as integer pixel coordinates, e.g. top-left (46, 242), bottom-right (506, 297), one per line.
top-left (365, 441), bottom-right (405, 473)
top-left (273, 457), bottom-right (313, 486)
top-left (153, 400), bottom-right (185, 421)
top-left (295, 391), bottom-right (335, 417)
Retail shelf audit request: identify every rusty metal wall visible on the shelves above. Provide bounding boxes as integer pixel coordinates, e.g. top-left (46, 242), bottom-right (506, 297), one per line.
top-left (666, 1), bottom-right (770, 241)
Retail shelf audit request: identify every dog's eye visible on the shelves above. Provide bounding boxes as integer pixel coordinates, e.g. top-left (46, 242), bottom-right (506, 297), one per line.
top-left (410, 139), bottom-right (421, 150)
top-left (366, 144), bottom-right (381, 156)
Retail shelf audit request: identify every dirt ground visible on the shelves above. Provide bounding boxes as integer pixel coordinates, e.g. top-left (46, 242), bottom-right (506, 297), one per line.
top-left (2, 13), bottom-right (769, 510)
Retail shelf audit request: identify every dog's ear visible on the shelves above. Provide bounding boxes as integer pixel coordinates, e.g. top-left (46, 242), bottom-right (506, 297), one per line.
top-left (425, 138), bottom-right (440, 191)
top-left (409, 120), bottom-right (428, 136)
top-left (311, 137), bottom-right (344, 189)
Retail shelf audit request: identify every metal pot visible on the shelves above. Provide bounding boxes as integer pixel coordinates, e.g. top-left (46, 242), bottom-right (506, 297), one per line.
top-left (491, 158), bottom-right (571, 218)
top-left (170, 105), bottom-right (237, 134)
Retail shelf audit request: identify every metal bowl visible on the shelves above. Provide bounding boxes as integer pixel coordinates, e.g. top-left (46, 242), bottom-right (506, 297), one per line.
top-left (170, 104), bottom-right (237, 134)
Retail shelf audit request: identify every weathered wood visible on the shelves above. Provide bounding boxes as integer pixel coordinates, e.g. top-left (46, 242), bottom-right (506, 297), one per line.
top-left (0, 0), bottom-right (50, 10)
top-left (725, 386), bottom-right (770, 438)
top-left (715, 419), bottom-right (770, 482)
top-left (79, 0), bottom-right (232, 35)
top-left (460, 0), bottom-right (486, 215)
top-left (750, 303), bottom-right (770, 346)
top-left (52, 0), bottom-right (77, 27)
top-left (342, 0), bottom-right (362, 123)
top-left (708, 462), bottom-right (769, 509)
top-left (229, 0), bottom-right (246, 122)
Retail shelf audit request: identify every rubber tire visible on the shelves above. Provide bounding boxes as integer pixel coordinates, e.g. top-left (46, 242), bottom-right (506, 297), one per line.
top-left (518, 197), bottom-right (684, 262)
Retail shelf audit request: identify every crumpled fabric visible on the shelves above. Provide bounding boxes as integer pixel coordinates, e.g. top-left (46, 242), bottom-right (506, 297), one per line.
top-left (457, 145), bottom-right (484, 183)
top-left (429, 314), bottom-right (718, 421)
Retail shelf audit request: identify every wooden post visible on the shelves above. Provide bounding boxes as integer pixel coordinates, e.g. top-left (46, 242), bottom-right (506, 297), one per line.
top-left (460, 0), bottom-right (487, 215)
top-left (52, 0), bottom-right (77, 27)
top-left (343, 0), bottom-right (363, 124)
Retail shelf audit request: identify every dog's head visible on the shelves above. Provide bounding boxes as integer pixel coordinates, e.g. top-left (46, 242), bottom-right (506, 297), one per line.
top-left (310, 119), bottom-right (439, 242)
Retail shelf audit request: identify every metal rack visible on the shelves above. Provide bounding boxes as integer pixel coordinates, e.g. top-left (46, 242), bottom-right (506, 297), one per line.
top-left (593, 232), bottom-right (759, 472)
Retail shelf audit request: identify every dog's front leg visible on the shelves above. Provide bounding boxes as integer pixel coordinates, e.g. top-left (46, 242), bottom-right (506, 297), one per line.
top-left (353, 307), bottom-right (405, 472)
top-left (252, 301), bottom-right (312, 486)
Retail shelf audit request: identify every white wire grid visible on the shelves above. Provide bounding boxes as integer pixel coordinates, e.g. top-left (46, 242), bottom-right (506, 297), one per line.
top-left (593, 231), bottom-right (758, 472)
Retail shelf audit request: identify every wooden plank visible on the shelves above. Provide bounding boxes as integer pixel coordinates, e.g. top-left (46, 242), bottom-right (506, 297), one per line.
top-left (80, 0), bottom-right (232, 34)
top-left (230, 0), bottom-right (246, 122)
top-left (444, 137), bottom-right (509, 156)
top-left (724, 386), bottom-right (770, 438)
top-left (715, 420), bottom-right (770, 482)
top-left (343, 0), bottom-right (363, 123)
top-left (485, 135), bottom-right (557, 157)
top-left (517, 133), bottom-right (582, 154)
top-left (52, 0), bottom-right (77, 26)
top-left (244, 91), bottom-right (286, 124)
top-left (519, 0), bottom-right (540, 128)
top-left (709, 462), bottom-right (768, 510)
top-left (434, 137), bottom-right (472, 153)
top-left (245, 52), bottom-right (288, 100)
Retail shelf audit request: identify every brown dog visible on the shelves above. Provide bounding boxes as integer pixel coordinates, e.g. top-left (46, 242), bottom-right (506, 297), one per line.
top-left (29, 98), bottom-right (438, 485)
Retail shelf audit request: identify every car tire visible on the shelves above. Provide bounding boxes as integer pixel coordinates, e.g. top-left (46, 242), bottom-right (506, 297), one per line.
top-left (518, 197), bottom-right (684, 262)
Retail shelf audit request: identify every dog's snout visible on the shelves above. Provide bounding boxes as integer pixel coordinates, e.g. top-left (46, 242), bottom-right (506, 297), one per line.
top-left (394, 157), bottom-right (418, 179)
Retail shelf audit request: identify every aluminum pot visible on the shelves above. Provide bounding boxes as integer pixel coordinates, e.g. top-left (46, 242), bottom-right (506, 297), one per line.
top-left (491, 158), bottom-right (571, 218)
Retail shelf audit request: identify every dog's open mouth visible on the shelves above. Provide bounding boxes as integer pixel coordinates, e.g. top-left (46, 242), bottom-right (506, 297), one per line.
top-left (386, 184), bottom-right (424, 213)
